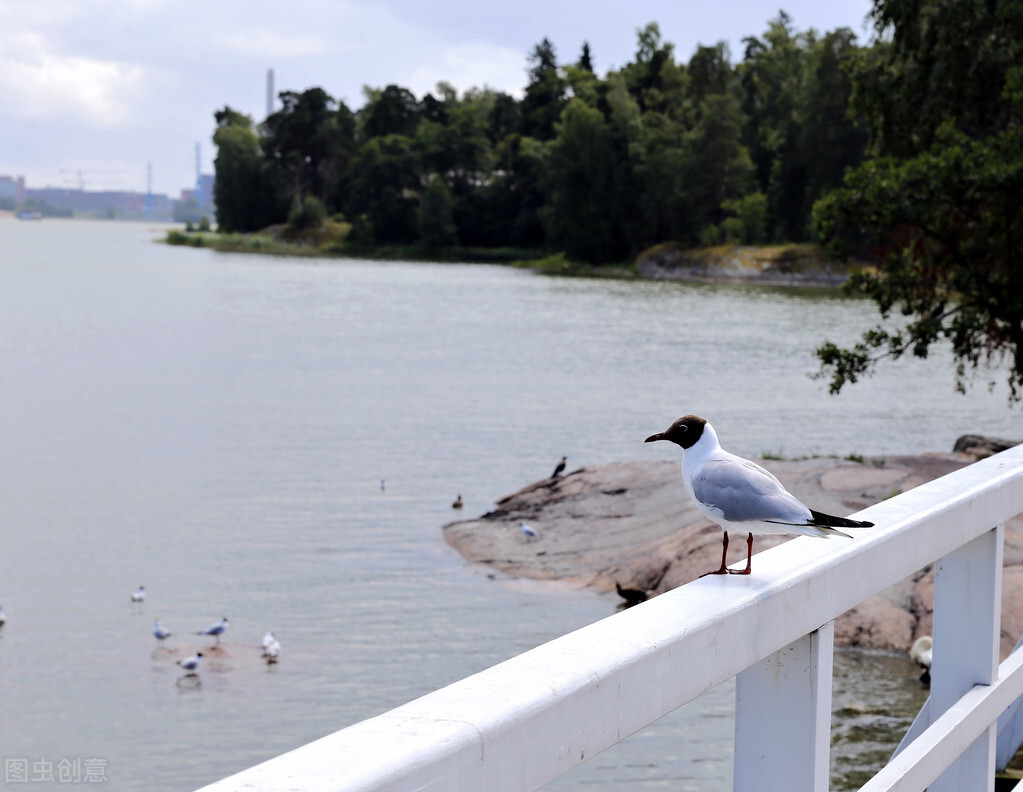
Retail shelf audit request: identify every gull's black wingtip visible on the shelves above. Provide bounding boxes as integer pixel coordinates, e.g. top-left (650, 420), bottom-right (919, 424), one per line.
top-left (809, 509), bottom-right (874, 529)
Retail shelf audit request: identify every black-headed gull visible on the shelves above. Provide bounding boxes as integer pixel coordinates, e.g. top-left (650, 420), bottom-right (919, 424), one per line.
top-left (196, 617), bottom-right (229, 643)
top-left (264, 637), bottom-right (281, 663)
top-left (177, 652), bottom-right (202, 674)
top-left (261, 631), bottom-right (275, 653)
top-left (153, 619), bottom-right (172, 641)
top-left (645, 415), bottom-right (873, 576)
top-left (551, 456), bottom-right (567, 478)
top-left (131, 586), bottom-right (146, 603)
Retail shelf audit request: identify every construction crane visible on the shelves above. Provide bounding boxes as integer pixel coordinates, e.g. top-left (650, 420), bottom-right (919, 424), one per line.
top-left (58, 169), bottom-right (127, 190)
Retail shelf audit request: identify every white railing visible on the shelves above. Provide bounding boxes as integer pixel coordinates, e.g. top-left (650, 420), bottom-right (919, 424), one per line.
top-left (197, 445), bottom-right (1023, 792)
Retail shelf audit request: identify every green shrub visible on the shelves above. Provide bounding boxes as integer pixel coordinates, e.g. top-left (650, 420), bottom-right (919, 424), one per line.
top-left (288, 195), bottom-right (327, 230)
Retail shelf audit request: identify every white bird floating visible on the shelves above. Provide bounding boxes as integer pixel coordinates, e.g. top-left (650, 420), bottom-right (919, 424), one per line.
top-left (153, 619), bottom-right (172, 641)
top-left (131, 586), bottom-right (146, 603)
top-left (910, 635), bottom-right (933, 683)
top-left (176, 652), bottom-right (202, 675)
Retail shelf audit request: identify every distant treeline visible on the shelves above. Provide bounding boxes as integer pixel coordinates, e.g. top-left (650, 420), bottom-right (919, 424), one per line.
top-left (213, 13), bottom-right (868, 262)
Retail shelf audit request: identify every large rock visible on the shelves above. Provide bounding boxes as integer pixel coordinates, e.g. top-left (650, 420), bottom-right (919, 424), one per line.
top-left (634, 243), bottom-right (862, 286)
top-left (443, 453), bottom-right (1023, 656)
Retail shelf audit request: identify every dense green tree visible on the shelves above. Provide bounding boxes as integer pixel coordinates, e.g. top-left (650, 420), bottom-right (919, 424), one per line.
top-left (362, 85), bottom-right (421, 139)
top-left (261, 88), bottom-right (356, 210)
top-left (213, 107), bottom-right (279, 232)
top-left (419, 174), bottom-right (458, 248)
top-left (520, 38), bottom-right (566, 140)
top-left (620, 23), bottom-right (682, 113)
top-left (687, 43), bottom-right (732, 106)
top-left (685, 94), bottom-right (753, 238)
top-left (578, 42), bottom-right (594, 72)
top-left (543, 99), bottom-right (621, 261)
top-left (814, 0), bottom-right (1023, 400)
top-left (347, 134), bottom-right (420, 243)
top-left (487, 92), bottom-right (520, 144)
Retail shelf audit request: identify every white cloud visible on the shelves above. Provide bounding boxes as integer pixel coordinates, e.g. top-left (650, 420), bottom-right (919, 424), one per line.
top-left (224, 29), bottom-right (332, 59)
top-left (406, 42), bottom-right (526, 99)
top-left (0, 32), bottom-right (147, 127)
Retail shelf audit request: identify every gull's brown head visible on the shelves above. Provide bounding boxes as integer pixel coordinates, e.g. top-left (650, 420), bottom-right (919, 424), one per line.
top-left (644, 415), bottom-right (707, 450)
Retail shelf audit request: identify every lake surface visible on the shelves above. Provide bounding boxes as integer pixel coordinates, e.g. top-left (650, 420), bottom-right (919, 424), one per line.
top-left (0, 220), bottom-right (1013, 790)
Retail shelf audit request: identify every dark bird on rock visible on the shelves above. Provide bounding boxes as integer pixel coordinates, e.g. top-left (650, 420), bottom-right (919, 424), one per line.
top-left (615, 582), bottom-right (649, 607)
top-left (645, 415), bottom-right (874, 576)
top-left (551, 456), bottom-right (567, 478)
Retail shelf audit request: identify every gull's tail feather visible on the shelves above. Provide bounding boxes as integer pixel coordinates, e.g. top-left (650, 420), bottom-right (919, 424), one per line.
top-left (809, 509), bottom-right (873, 530)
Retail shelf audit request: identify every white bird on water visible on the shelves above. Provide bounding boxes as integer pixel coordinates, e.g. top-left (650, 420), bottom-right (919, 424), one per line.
top-left (645, 415), bottom-right (874, 576)
top-left (519, 522), bottom-right (541, 542)
top-left (177, 652), bottom-right (202, 674)
top-left (196, 617), bottom-right (229, 643)
top-left (264, 637), bottom-right (281, 663)
top-left (153, 619), bottom-right (172, 641)
top-left (131, 586), bottom-right (146, 603)
top-left (261, 631), bottom-right (275, 653)
top-left (910, 635), bottom-right (933, 683)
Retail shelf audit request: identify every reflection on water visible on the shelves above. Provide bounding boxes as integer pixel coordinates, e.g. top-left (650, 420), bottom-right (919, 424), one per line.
top-left (0, 220), bottom-right (1014, 791)
top-left (831, 648), bottom-right (930, 790)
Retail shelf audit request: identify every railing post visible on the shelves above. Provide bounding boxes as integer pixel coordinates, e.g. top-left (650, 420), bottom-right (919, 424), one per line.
top-left (734, 621), bottom-right (834, 792)
top-left (928, 524), bottom-right (1003, 792)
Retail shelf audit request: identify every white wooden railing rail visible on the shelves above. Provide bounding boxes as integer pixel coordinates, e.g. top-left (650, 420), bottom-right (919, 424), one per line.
top-left (198, 445), bottom-right (1023, 792)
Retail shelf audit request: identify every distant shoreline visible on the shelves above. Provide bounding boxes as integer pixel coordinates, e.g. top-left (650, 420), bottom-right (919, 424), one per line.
top-left (162, 228), bottom-right (865, 285)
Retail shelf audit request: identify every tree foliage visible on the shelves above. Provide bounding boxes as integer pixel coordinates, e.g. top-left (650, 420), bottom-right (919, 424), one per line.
top-left (814, 0), bottom-right (1023, 400)
top-left (211, 15), bottom-right (869, 259)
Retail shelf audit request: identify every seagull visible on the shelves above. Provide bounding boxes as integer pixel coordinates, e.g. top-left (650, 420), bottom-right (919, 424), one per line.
top-left (131, 586), bottom-right (146, 603)
top-left (261, 630), bottom-right (276, 654)
top-left (153, 619), bottom-right (172, 641)
top-left (910, 635), bottom-right (933, 684)
top-left (177, 652), bottom-right (202, 674)
top-left (196, 617), bottom-right (229, 643)
top-left (452, 494), bottom-right (464, 509)
top-left (264, 637), bottom-right (281, 663)
top-left (519, 522), bottom-right (541, 542)
top-left (551, 456), bottom-right (567, 478)
top-left (645, 415), bottom-right (873, 576)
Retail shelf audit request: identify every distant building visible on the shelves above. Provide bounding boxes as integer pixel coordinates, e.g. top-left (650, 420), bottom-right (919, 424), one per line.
top-left (0, 175), bottom-right (26, 205)
top-left (25, 186), bottom-right (173, 220)
top-left (180, 174), bottom-right (216, 211)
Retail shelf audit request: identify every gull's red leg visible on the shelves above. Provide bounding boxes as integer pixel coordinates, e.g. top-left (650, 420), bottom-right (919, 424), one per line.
top-left (701, 531), bottom-right (731, 576)
top-left (728, 532), bottom-right (754, 575)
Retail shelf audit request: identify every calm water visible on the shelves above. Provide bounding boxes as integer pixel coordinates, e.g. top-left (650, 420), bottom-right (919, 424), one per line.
top-left (0, 220), bottom-right (1012, 791)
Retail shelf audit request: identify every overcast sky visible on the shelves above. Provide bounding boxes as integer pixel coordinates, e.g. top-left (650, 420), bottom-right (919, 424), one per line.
top-left (0, 0), bottom-right (874, 197)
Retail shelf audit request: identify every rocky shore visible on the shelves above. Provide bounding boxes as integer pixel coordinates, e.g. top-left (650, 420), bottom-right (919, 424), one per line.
top-left (634, 242), bottom-right (864, 286)
top-left (443, 441), bottom-right (1023, 658)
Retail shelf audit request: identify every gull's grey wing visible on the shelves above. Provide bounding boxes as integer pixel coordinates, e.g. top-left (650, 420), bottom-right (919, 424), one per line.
top-left (690, 458), bottom-right (811, 524)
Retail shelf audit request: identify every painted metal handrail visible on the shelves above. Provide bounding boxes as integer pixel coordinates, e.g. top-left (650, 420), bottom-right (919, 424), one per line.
top-left (197, 445), bottom-right (1023, 792)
